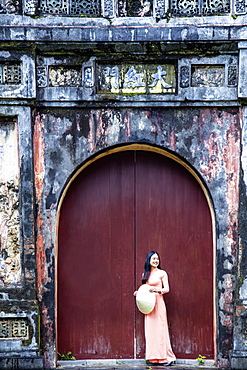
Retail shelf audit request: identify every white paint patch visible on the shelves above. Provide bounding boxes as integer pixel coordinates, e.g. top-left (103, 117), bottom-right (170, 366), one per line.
top-left (181, 28), bottom-right (188, 40)
top-left (240, 277), bottom-right (247, 300)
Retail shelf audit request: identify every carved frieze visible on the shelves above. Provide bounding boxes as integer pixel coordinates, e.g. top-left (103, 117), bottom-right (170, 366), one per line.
top-left (36, 57), bottom-right (238, 102)
top-left (17, 0), bottom-right (247, 17)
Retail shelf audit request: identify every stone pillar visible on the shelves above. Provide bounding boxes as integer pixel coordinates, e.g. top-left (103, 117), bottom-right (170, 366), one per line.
top-left (231, 68), bottom-right (247, 367)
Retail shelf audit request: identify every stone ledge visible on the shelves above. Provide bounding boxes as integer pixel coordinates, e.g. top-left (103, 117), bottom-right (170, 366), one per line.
top-left (0, 356), bottom-right (44, 369)
top-left (0, 24), bottom-right (244, 43)
top-left (231, 352), bottom-right (247, 369)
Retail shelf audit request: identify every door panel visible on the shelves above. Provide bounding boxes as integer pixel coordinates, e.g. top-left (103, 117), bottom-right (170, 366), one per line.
top-left (135, 151), bottom-right (214, 359)
top-left (58, 149), bottom-right (214, 360)
top-left (58, 151), bottom-right (135, 359)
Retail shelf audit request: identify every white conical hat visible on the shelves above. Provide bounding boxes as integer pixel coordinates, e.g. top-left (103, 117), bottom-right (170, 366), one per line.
top-left (136, 284), bottom-right (156, 314)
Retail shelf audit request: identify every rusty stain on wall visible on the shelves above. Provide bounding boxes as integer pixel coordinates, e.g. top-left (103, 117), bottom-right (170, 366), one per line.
top-left (33, 112), bottom-right (55, 368)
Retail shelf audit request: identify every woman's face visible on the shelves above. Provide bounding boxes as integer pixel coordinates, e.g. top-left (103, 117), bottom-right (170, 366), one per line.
top-left (150, 253), bottom-right (159, 269)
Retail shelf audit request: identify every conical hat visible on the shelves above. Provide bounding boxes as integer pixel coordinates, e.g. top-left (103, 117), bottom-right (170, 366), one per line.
top-left (136, 284), bottom-right (156, 314)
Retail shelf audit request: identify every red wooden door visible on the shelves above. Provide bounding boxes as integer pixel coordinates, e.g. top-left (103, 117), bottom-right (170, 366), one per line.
top-left (57, 150), bottom-right (214, 360)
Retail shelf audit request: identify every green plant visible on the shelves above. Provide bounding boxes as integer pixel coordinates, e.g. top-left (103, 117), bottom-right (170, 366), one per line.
top-left (196, 354), bottom-right (206, 365)
top-left (57, 351), bottom-right (76, 360)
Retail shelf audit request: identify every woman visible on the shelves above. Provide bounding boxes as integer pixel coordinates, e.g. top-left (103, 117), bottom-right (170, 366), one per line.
top-left (136, 251), bottom-right (176, 367)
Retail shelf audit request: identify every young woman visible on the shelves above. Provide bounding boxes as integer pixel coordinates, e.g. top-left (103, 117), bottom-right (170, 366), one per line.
top-left (136, 251), bottom-right (176, 367)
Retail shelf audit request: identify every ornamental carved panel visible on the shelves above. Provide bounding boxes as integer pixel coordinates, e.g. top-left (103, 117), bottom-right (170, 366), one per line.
top-left (170, 0), bottom-right (230, 16)
top-left (0, 119), bottom-right (20, 287)
top-left (191, 65), bottom-right (225, 87)
top-left (0, 64), bottom-right (21, 85)
top-left (118, 0), bottom-right (153, 16)
top-left (0, 319), bottom-right (29, 340)
top-left (39, 0), bottom-right (100, 15)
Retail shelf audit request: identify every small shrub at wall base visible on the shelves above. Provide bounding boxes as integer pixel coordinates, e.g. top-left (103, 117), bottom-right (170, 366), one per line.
top-left (57, 351), bottom-right (76, 360)
top-left (196, 354), bottom-right (206, 365)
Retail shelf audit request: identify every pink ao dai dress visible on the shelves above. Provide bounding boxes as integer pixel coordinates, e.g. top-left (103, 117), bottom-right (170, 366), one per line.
top-left (145, 268), bottom-right (176, 364)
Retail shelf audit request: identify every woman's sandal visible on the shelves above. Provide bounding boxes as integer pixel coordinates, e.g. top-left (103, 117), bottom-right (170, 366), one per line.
top-left (163, 361), bottom-right (175, 366)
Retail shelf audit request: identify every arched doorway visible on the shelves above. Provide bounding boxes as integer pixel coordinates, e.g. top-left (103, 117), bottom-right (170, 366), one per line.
top-left (57, 146), bottom-right (215, 361)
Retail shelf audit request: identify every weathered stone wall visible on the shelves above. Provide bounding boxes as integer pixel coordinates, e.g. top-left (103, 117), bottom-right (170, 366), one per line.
top-left (33, 106), bottom-right (240, 367)
top-left (0, 4), bottom-right (246, 368)
top-left (0, 107), bottom-right (42, 368)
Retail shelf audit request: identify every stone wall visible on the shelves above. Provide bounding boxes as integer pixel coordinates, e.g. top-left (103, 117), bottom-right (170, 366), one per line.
top-left (0, 6), bottom-right (246, 369)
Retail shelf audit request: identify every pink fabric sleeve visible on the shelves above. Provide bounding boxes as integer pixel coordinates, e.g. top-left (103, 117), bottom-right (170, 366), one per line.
top-left (161, 271), bottom-right (170, 294)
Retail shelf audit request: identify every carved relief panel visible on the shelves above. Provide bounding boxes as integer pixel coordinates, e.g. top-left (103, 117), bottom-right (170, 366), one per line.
top-left (36, 55), bottom-right (238, 102)
top-left (0, 318), bottom-right (29, 340)
top-left (0, 118), bottom-right (20, 287)
top-left (0, 52), bottom-right (35, 98)
top-left (118, 0), bottom-right (153, 16)
top-left (180, 62), bottom-right (238, 89)
top-left (39, 0), bottom-right (101, 15)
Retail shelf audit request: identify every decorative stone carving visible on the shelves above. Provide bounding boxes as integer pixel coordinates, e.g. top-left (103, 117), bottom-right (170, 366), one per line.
top-left (0, 119), bottom-right (20, 287)
top-left (39, 0), bottom-right (67, 14)
top-left (37, 66), bottom-right (47, 88)
top-left (0, 319), bottom-right (29, 340)
top-left (191, 65), bottom-right (225, 87)
top-left (180, 66), bottom-right (190, 88)
top-left (234, 0), bottom-right (246, 15)
top-left (202, 0), bottom-right (230, 14)
top-left (102, 0), bottom-right (114, 17)
top-left (118, 0), bottom-right (153, 16)
top-left (39, 0), bottom-right (101, 15)
top-left (70, 0), bottom-right (101, 15)
top-left (170, 0), bottom-right (230, 16)
top-left (0, 64), bottom-right (21, 85)
top-left (155, 0), bottom-right (166, 17)
top-left (23, 0), bottom-right (38, 15)
top-left (228, 65), bottom-right (238, 87)
top-left (83, 67), bottom-right (94, 87)
top-left (49, 66), bottom-right (82, 87)
top-left (0, 0), bottom-right (20, 13)
top-left (170, 0), bottom-right (199, 16)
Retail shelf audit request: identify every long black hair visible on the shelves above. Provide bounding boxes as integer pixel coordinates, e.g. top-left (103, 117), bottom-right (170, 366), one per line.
top-left (142, 251), bottom-right (161, 284)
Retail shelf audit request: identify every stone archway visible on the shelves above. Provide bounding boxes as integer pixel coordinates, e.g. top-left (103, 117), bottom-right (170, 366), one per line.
top-left (56, 145), bottom-right (215, 361)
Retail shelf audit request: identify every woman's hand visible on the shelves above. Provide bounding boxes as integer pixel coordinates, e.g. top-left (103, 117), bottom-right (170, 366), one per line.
top-left (133, 291), bottom-right (138, 296)
top-left (149, 287), bottom-right (161, 293)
